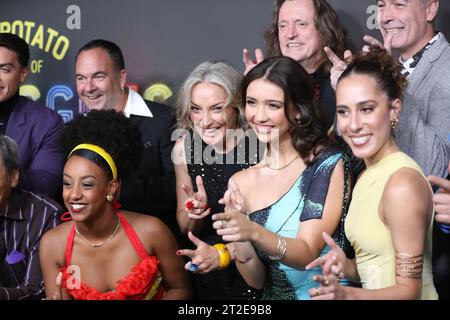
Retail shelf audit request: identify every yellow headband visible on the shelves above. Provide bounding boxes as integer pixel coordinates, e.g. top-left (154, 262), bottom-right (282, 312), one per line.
top-left (69, 143), bottom-right (118, 180)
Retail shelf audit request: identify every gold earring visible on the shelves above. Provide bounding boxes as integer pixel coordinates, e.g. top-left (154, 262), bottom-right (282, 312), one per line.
top-left (390, 118), bottom-right (399, 129)
top-left (106, 195), bottom-right (113, 202)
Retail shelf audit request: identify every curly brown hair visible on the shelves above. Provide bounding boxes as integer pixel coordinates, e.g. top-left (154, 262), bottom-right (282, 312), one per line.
top-left (339, 46), bottom-right (407, 101)
top-left (264, 0), bottom-right (348, 74)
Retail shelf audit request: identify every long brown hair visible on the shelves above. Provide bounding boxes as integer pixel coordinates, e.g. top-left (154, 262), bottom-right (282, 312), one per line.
top-left (241, 56), bottom-right (329, 165)
top-left (264, 0), bottom-right (348, 74)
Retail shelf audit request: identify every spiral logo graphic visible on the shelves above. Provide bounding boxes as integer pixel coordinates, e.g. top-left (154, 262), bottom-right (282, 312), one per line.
top-left (143, 83), bottom-right (173, 103)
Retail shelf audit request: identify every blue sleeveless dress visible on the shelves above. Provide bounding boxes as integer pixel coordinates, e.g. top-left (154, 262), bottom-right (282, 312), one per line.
top-left (249, 148), bottom-right (350, 300)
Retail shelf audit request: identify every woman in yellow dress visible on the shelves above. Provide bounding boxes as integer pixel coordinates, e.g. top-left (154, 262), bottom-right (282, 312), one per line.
top-left (306, 46), bottom-right (438, 300)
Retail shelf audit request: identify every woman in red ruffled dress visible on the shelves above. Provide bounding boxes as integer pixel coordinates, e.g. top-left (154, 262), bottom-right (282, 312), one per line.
top-left (39, 110), bottom-right (192, 300)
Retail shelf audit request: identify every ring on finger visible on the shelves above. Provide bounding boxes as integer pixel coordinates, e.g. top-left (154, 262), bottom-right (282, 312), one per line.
top-left (323, 277), bottom-right (330, 286)
top-left (314, 288), bottom-right (319, 296)
top-left (188, 263), bottom-right (199, 273)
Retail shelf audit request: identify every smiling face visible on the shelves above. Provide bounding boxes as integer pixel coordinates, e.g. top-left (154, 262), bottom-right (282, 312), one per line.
top-left (245, 78), bottom-right (292, 145)
top-left (189, 82), bottom-right (238, 146)
top-left (63, 155), bottom-right (117, 222)
top-left (0, 47), bottom-right (28, 103)
top-left (75, 47), bottom-right (126, 111)
top-left (376, 0), bottom-right (438, 60)
top-left (277, 0), bottom-right (323, 73)
top-left (336, 73), bottom-right (400, 166)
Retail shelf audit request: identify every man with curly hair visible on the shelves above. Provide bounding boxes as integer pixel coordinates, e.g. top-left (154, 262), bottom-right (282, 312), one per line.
top-left (242, 0), bottom-right (348, 129)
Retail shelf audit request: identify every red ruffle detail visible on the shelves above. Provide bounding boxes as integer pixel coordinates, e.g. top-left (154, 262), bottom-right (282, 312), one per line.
top-left (61, 256), bottom-right (162, 300)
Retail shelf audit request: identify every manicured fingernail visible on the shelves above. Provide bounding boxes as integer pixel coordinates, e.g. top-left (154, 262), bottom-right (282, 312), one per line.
top-left (176, 250), bottom-right (181, 255)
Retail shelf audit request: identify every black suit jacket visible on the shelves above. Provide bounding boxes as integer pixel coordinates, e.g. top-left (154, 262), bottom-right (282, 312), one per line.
top-left (119, 100), bottom-right (177, 230)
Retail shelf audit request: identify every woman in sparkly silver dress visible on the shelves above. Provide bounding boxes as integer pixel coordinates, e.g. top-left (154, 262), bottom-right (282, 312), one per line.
top-left (173, 61), bottom-right (261, 299)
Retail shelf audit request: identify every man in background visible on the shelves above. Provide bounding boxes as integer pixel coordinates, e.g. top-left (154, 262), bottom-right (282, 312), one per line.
top-left (0, 33), bottom-right (64, 199)
top-left (0, 135), bottom-right (62, 299)
top-left (74, 39), bottom-right (178, 240)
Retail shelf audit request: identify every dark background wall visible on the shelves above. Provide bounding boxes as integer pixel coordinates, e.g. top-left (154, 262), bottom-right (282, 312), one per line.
top-left (1, 0), bottom-right (449, 121)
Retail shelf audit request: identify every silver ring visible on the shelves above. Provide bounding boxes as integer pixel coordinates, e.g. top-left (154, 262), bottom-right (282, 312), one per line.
top-left (188, 263), bottom-right (199, 272)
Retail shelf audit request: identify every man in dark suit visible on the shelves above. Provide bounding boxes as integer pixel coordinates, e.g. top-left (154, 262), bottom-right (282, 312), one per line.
top-left (74, 39), bottom-right (178, 238)
top-left (0, 33), bottom-right (64, 199)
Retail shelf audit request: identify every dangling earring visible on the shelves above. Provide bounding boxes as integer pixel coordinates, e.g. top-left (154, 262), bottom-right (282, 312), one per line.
top-left (390, 118), bottom-right (399, 129)
top-left (106, 194), bottom-right (114, 202)
top-left (295, 114), bottom-right (301, 124)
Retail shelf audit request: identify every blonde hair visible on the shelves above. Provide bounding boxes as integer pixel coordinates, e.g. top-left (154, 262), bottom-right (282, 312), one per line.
top-left (176, 61), bottom-right (245, 132)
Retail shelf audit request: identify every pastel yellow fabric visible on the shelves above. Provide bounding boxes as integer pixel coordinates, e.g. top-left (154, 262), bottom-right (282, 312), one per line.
top-left (70, 143), bottom-right (118, 180)
top-left (345, 152), bottom-right (438, 300)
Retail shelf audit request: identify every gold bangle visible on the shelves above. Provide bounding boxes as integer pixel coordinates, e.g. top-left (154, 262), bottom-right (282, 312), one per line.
top-left (214, 243), bottom-right (231, 269)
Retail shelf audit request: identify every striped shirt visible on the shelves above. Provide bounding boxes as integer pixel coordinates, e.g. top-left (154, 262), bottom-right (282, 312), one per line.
top-left (0, 188), bottom-right (63, 300)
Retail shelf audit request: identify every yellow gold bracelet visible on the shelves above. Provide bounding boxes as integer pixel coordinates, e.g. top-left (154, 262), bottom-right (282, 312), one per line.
top-left (214, 243), bottom-right (231, 269)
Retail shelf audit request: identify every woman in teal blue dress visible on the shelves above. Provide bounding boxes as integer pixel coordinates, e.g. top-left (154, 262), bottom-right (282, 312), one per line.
top-left (212, 56), bottom-right (351, 300)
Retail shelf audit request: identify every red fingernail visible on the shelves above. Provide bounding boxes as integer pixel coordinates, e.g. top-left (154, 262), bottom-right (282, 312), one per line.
top-left (176, 250), bottom-right (182, 255)
top-left (185, 200), bottom-right (194, 210)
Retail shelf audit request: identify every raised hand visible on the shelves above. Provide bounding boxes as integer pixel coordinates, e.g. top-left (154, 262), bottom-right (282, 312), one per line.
top-left (305, 232), bottom-right (346, 279)
top-left (363, 31), bottom-right (394, 54)
top-left (243, 48), bottom-right (265, 75)
top-left (212, 180), bottom-right (254, 242)
top-left (428, 161), bottom-right (450, 225)
top-left (182, 175), bottom-right (211, 220)
top-left (324, 46), bottom-right (352, 90)
top-left (177, 231), bottom-right (220, 274)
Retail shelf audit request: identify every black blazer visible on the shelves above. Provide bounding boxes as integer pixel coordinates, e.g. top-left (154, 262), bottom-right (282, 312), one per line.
top-left (119, 100), bottom-right (177, 229)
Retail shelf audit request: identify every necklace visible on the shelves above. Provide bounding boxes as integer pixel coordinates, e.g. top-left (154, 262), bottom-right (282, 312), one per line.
top-left (265, 154), bottom-right (300, 170)
top-left (75, 218), bottom-right (121, 248)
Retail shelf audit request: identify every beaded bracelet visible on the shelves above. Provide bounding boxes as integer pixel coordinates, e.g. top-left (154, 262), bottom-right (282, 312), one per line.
top-left (214, 243), bottom-right (231, 269)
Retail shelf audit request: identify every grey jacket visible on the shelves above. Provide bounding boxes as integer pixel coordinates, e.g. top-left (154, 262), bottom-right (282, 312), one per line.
top-left (396, 32), bottom-right (450, 178)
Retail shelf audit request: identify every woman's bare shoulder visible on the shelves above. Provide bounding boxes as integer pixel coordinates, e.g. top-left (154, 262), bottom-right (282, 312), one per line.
top-left (41, 221), bottom-right (73, 242)
top-left (120, 211), bottom-right (169, 237)
top-left (40, 221), bottom-right (73, 259)
top-left (230, 162), bottom-right (261, 187)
